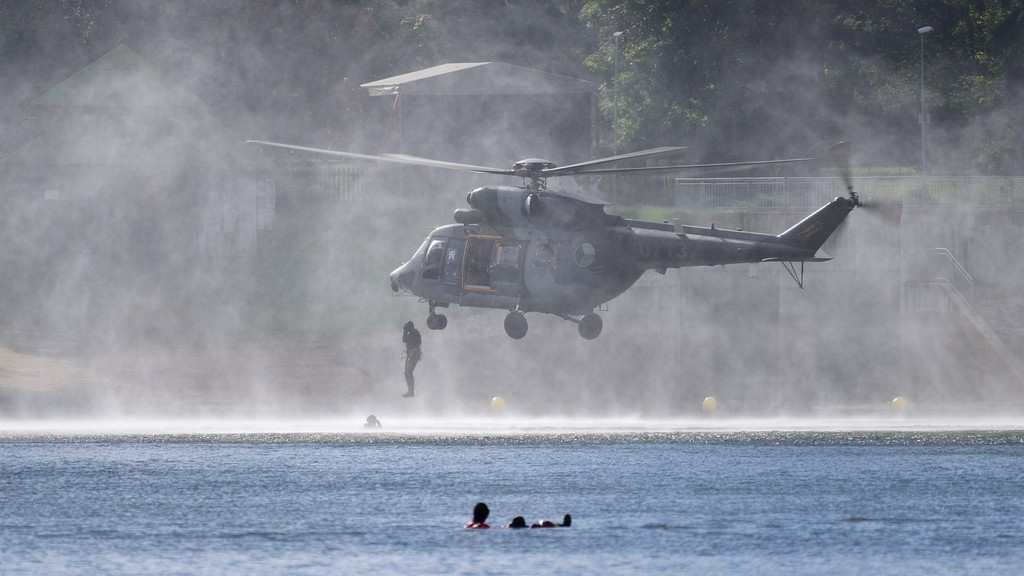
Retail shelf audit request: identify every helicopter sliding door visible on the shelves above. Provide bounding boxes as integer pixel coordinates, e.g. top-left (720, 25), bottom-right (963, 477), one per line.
top-left (463, 235), bottom-right (498, 291)
top-left (462, 234), bottom-right (524, 294)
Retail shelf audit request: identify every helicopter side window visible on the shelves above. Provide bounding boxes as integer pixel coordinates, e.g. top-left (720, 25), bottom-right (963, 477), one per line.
top-left (534, 243), bottom-right (557, 267)
top-left (496, 244), bottom-right (520, 268)
top-left (422, 239), bottom-right (445, 280)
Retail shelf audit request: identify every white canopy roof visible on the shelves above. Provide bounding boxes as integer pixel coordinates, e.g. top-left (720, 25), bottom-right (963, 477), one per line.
top-left (361, 62), bottom-right (592, 97)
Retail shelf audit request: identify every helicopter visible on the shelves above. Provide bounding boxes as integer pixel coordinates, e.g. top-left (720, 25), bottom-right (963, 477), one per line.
top-left (248, 140), bottom-right (861, 340)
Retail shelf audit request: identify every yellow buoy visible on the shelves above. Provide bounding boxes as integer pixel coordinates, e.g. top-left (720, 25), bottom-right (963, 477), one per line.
top-left (890, 396), bottom-right (908, 411)
top-left (490, 396), bottom-right (506, 412)
top-left (702, 396), bottom-right (718, 412)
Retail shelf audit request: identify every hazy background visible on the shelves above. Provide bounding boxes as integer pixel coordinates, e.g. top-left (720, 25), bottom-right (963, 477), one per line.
top-left (0, 1), bottom-right (1021, 421)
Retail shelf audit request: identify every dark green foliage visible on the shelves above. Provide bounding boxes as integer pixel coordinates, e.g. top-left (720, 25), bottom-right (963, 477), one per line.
top-left (582, 0), bottom-right (1024, 173)
top-left (2, 1), bottom-right (1021, 170)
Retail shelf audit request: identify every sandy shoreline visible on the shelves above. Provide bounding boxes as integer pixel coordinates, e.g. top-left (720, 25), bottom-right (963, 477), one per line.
top-left (0, 339), bottom-right (388, 418)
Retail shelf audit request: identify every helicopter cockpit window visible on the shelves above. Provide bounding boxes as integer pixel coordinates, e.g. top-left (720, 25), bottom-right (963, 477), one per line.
top-left (534, 243), bottom-right (557, 267)
top-left (422, 239), bottom-right (446, 280)
top-left (425, 240), bottom-right (445, 266)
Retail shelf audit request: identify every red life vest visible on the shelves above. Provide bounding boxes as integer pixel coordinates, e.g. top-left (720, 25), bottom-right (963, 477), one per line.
top-left (530, 520), bottom-right (557, 528)
top-left (465, 522), bottom-right (490, 529)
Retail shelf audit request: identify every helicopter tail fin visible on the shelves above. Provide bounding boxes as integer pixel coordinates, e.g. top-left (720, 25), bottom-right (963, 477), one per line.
top-left (777, 196), bottom-right (856, 254)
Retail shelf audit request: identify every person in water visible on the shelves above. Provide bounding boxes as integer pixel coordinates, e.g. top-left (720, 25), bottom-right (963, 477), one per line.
top-left (531, 514), bottom-right (571, 528)
top-left (504, 516), bottom-right (528, 529)
top-left (465, 502), bottom-right (490, 529)
top-left (401, 320), bottom-right (422, 398)
top-left (363, 414), bottom-right (381, 428)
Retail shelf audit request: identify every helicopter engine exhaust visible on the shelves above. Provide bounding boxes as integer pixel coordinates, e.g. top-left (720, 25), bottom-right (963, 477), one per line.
top-left (454, 208), bottom-right (484, 224)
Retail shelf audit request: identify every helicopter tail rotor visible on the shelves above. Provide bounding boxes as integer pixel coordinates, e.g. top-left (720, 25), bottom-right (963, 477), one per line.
top-left (825, 140), bottom-right (906, 224)
top-left (856, 194), bottom-right (903, 225)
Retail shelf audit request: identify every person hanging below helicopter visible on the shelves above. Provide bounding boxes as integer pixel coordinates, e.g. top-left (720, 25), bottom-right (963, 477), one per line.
top-left (401, 320), bottom-right (422, 398)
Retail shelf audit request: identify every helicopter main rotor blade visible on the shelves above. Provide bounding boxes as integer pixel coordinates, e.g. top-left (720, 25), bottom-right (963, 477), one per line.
top-left (248, 140), bottom-right (400, 163)
top-left (250, 139), bottom-right (833, 181)
top-left (544, 146), bottom-right (689, 176)
top-left (248, 140), bottom-right (512, 175)
top-left (381, 153), bottom-right (513, 176)
top-left (570, 156), bottom-right (817, 175)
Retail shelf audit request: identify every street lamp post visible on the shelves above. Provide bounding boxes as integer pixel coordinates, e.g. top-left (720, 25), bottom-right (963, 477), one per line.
top-left (612, 31), bottom-right (623, 204)
top-left (918, 26), bottom-right (933, 175)
top-left (612, 31), bottom-right (623, 156)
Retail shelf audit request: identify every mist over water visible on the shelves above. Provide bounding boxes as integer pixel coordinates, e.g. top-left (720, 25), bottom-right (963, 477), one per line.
top-left (1, 3), bottom-right (1022, 426)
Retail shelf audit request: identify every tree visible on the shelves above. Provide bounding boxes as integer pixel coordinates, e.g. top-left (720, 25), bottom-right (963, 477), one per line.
top-left (581, 0), bottom-right (1024, 173)
top-left (3, 1), bottom-right (1022, 173)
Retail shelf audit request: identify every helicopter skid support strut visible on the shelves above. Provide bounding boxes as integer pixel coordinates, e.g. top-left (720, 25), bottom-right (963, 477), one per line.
top-left (780, 260), bottom-right (806, 289)
top-left (502, 310), bottom-right (603, 340)
top-left (426, 301), bottom-right (448, 330)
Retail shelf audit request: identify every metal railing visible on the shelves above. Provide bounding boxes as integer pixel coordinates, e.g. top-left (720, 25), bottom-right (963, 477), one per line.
top-left (931, 248), bottom-right (974, 302)
top-left (675, 176), bottom-right (1024, 210)
top-left (905, 248), bottom-right (975, 304)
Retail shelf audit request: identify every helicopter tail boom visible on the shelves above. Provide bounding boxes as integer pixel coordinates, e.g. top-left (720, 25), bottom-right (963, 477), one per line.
top-left (620, 194), bottom-right (856, 273)
top-left (776, 196), bottom-right (857, 254)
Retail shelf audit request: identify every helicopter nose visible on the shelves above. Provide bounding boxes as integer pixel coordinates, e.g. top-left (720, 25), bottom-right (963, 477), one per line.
top-left (390, 264), bottom-right (415, 293)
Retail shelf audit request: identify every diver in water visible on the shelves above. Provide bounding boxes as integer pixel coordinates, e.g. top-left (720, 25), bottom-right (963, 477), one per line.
top-left (465, 502), bottom-right (490, 529)
top-left (504, 516), bottom-right (528, 529)
top-left (401, 320), bottom-right (422, 398)
top-left (532, 514), bottom-right (571, 528)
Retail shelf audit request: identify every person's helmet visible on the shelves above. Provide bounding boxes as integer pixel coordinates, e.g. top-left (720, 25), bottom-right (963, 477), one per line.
top-left (404, 321), bottom-right (414, 330)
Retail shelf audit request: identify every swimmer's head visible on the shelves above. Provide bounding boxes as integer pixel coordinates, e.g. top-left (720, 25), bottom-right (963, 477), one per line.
top-left (473, 502), bottom-right (489, 523)
top-left (508, 516), bottom-right (527, 528)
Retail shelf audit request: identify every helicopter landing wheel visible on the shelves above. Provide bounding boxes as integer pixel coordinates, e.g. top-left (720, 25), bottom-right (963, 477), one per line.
top-left (427, 313), bottom-right (448, 330)
top-left (578, 313), bottom-right (603, 340)
top-left (504, 311), bottom-right (528, 339)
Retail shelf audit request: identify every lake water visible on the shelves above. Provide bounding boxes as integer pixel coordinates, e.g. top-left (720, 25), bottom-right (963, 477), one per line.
top-left (2, 419), bottom-right (1023, 575)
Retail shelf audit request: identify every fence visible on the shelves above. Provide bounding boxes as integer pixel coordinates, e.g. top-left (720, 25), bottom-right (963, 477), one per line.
top-left (314, 162), bottom-right (363, 203)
